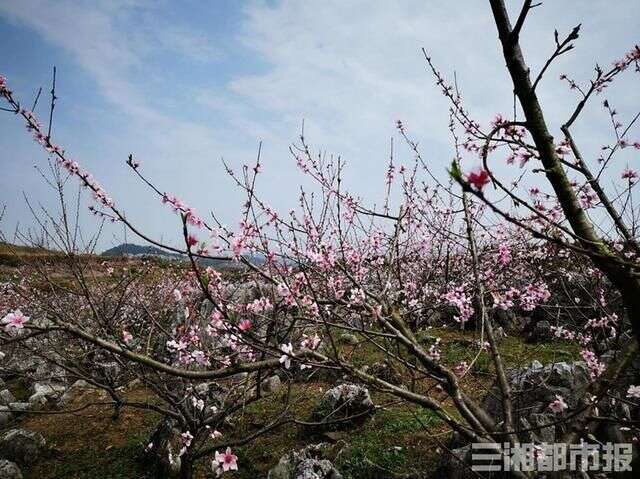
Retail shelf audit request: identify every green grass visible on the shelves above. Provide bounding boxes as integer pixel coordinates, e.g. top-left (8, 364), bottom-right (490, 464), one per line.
top-left (336, 407), bottom-right (443, 478)
top-left (31, 431), bottom-right (157, 479)
top-left (438, 331), bottom-right (581, 371)
top-left (231, 384), bottom-right (446, 479)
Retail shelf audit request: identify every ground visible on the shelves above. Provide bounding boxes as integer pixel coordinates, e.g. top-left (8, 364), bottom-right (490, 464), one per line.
top-left (0, 245), bottom-right (582, 478)
top-left (2, 328), bottom-right (579, 479)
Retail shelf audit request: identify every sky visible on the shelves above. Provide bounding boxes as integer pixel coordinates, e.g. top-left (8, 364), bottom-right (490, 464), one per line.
top-left (0, 0), bottom-right (638, 251)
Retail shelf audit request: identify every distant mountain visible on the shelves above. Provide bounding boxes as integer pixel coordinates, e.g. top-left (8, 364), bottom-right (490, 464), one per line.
top-left (101, 243), bottom-right (181, 259)
top-left (101, 243), bottom-right (266, 268)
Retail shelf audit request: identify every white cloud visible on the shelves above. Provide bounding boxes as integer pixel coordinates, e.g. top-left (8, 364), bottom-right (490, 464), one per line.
top-left (1, 0), bottom-right (639, 248)
top-left (153, 26), bottom-right (223, 63)
top-left (0, 0), bottom-right (140, 109)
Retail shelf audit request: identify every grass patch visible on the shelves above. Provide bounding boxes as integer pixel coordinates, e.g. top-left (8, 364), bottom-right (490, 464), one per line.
top-left (30, 431), bottom-right (157, 479)
top-left (436, 328), bottom-right (581, 371)
top-left (21, 388), bottom-right (167, 479)
top-left (336, 407), bottom-right (444, 479)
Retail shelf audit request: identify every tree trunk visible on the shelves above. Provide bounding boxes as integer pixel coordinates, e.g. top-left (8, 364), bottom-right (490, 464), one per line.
top-left (488, 0), bottom-right (640, 345)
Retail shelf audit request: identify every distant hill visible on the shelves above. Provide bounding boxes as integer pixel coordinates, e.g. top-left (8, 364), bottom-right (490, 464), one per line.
top-left (101, 243), bottom-right (266, 268)
top-left (101, 243), bottom-right (181, 259)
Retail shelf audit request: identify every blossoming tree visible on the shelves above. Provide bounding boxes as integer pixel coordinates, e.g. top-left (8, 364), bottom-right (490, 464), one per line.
top-left (1, 1), bottom-right (639, 477)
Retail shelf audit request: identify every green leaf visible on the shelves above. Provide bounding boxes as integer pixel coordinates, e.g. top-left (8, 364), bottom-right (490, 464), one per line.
top-left (448, 160), bottom-right (462, 183)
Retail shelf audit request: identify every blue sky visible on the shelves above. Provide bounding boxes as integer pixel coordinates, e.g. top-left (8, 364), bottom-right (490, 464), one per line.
top-left (1, 1), bottom-right (638, 251)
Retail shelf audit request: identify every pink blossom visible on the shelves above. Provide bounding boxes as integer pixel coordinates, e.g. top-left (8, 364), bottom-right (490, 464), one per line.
top-left (301, 333), bottom-right (321, 350)
top-left (276, 283), bottom-right (297, 307)
top-left (385, 163), bottom-right (395, 185)
top-left (551, 325), bottom-right (576, 341)
top-left (581, 349), bottom-right (605, 380)
top-left (181, 431), bottom-right (193, 447)
top-left (347, 288), bottom-right (365, 307)
top-left (466, 168), bottom-right (490, 190)
top-left (245, 297), bottom-right (273, 314)
top-left (627, 385), bottom-right (640, 399)
top-left (519, 282), bottom-right (551, 311)
top-left (191, 397), bottom-right (205, 411)
top-left (497, 242), bottom-right (511, 266)
top-left (186, 234), bottom-right (198, 248)
top-left (191, 350), bottom-right (209, 366)
top-left (162, 194), bottom-right (187, 213)
top-left (2, 310), bottom-right (29, 332)
top-left (586, 313), bottom-right (618, 330)
top-left (279, 343), bottom-right (293, 369)
top-left (300, 295), bottom-right (319, 316)
top-left (454, 361), bottom-right (469, 376)
top-left (548, 395), bottom-right (568, 413)
top-left (579, 184), bottom-right (598, 209)
top-left (184, 208), bottom-right (204, 228)
top-left (621, 167), bottom-right (638, 182)
top-left (238, 319), bottom-right (252, 331)
top-left (231, 236), bottom-right (244, 258)
top-left (167, 339), bottom-right (188, 352)
top-left (427, 338), bottom-right (441, 362)
top-left (122, 330), bottom-right (133, 344)
top-left (492, 287), bottom-right (519, 310)
top-left (215, 447), bottom-right (238, 472)
top-left (442, 286), bottom-right (473, 323)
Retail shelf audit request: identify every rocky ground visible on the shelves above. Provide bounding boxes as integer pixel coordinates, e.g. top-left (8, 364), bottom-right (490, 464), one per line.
top-left (2, 245), bottom-right (635, 478)
top-left (0, 325), bottom-right (585, 479)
